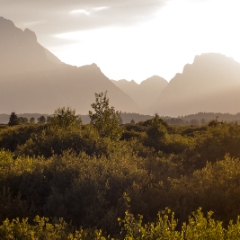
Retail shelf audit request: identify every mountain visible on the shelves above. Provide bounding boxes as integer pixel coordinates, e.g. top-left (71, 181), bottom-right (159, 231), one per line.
top-left (0, 17), bottom-right (138, 114)
top-left (111, 75), bottom-right (168, 109)
top-left (150, 53), bottom-right (240, 116)
top-left (0, 16), bottom-right (62, 75)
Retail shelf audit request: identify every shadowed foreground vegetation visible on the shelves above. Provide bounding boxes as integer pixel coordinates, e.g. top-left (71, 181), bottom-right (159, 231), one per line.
top-left (1, 92), bottom-right (240, 239)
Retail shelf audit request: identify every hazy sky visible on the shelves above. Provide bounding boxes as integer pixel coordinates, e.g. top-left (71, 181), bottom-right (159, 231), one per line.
top-left (1, 0), bottom-right (240, 83)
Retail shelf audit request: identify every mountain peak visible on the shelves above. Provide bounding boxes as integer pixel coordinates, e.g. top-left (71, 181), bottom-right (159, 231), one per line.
top-left (0, 16), bottom-right (15, 27)
top-left (141, 75), bottom-right (167, 86)
top-left (0, 17), bottom-right (139, 114)
top-left (112, 76), bottom-right (168, 110)
top-left (130, 80), bottom-right (138, 85)
top-left (24, 28), bottom-right (37, 42)
top-left (194, 52), bottom-right (228, 62)
top-left (0, 16), bottom-right (63, 75)
top-left (0, 17), bottom-right (37, 44)
top-left (151, 53), bottom-right (240, 116)
top-left (78, 63), bottom-right (102, 73)
top-left (192, 53), bottom-right (237, 68)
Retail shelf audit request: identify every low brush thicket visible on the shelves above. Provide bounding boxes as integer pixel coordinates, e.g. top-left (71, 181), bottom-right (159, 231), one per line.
top-left (1, 92), bottom-right (240, 239)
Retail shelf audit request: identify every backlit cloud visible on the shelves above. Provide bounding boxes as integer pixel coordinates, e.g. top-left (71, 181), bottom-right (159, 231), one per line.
top-left (70, 6), bottom-right (109, 16)
top-left (92, 6), bottom-right (109, 12)
top-left (0, 0), bottom-right (167, 34)
top-left (70, 9), bottom-right (90, 16)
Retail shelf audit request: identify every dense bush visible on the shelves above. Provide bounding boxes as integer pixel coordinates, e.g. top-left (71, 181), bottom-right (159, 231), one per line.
top-left (2, 208), bottom-right (240, 239)
top-left (1, 94), bottom-right (240, 238)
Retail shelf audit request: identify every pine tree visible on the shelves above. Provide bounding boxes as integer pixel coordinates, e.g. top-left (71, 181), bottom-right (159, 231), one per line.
top-left (8, 112), bottom-right (19, 126)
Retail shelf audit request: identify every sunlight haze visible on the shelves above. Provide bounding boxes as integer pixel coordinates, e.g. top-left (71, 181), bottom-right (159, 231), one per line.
top-left (0, 0), bottom-right (239, 83)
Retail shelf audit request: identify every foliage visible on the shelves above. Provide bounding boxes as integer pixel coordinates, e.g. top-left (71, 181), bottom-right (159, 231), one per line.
top-left (29, 117), bottom-right (35, 124)
top-left (18, 117), bottom-right (28, 125)
top-left (50, 107), bottom-right (82, 129)
top-left (89, 92), bottom-right (122, 141)
top-left (0, 124), bottom-right (45, 151)
top-left (2, 208), bottom-right (240, 239)
top-left (8, 112), bottom-right (19, 126)
top-left (38, 115), bottom-right (46, 124)
top-left (2, 100), bottom-right (240, 237)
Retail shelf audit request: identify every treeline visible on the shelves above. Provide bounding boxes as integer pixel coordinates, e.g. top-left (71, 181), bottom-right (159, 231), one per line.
top-left (1, 92), bottom-right (240, 238)
top-left (2, 111), bottom-right (240, 126)
top-left (180, 112), bottom-right (240, 125)
top-left (0, 113), bottom-right (49, 125)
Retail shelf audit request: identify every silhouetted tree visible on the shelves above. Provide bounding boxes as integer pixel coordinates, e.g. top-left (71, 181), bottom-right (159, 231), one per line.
top-left (38, 116), bottom-right (46, 124)
top-left (30, 117), bottom-right (35, 124)
top-left (18, 117), bottom-right (28, 124)
top-left (47, 116), bottom-right (52, 123)
top-left (8, 112), bottom-right (19, 126)
top-left (142, 114), bottom-right (171, 153)
top-left (201, 118), bottom-right (206, 125)
top-left (190, 119), bottom-right (199, 125)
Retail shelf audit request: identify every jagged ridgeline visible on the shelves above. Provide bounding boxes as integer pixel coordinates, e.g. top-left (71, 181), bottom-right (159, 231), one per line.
top-left (150, 53), bottom-right (240, 116)
top-left (0, 16), bottom-right (138, 114)
top-left (1, 16), bottom-right (240, 116)
top-left (1, 15), bottom-right (240, 239)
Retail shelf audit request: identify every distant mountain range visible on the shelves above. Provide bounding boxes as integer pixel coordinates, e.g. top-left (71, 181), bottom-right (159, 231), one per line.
top-left (150, 53), bottom-right (240, 116)
top-left (0, 16), bottom-right (138, 114)
top-left (1, 16), bottom-right (240, 117)
top-left (111, 76), bottom-right (168, 109)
